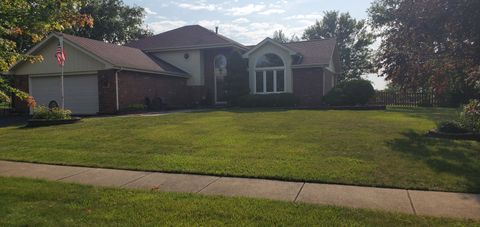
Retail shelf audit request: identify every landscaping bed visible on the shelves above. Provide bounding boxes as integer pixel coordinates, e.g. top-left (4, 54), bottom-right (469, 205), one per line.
top-left (427, 129), bottom-right (480, 141)
top-left (428, 99), bottom-right (480, 141)
top-left (26, 117), bottom-right (81, 127)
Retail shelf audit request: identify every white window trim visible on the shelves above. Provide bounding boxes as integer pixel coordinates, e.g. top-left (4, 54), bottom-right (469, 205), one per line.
top-left (254, 68), bottom-right (286, 94)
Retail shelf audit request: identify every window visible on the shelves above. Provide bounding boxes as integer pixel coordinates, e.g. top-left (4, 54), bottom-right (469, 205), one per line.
top-left (255, 53), bottom-right (285, 94)
top-left (276, 70), bottom-right (285, 92)
top-left (214, 55), bottom-right (227, 77)
top-left (256, 72), bottom-right (263, 93)
top-left (266, 71), bottom-right (274, 92)
top-left (256, 54), bottom-right (284, 68)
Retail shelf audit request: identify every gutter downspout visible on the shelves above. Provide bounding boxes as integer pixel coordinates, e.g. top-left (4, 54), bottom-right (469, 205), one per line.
top-left (114, 68), bottom-right (124, 112)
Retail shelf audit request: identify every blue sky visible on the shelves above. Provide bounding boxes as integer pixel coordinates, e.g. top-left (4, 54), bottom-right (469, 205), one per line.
top-left (123, 0), bottom-right (387, 89)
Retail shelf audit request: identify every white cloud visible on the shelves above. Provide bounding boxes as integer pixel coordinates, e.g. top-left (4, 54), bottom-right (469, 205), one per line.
top-left (148, 20), bottom-right (188, 33)
top-left (144, 7), bottom-right (157, 15)
top-left (285, 13), bottom-right (323, 20)
top-left (259, 9), bottom-right (286, 15)
top-left (232, 18), bottom-right (250, 24)
top-left (195, 20), bottom-right (284, 45)
top-left (198, 20), bottom-right (221, 29)
top-left (174, 1), bottom-right (222, 11)
top-left (227, 4), bottom-right (266, 16)
top-left (198, 20), bottom-right (249, 34)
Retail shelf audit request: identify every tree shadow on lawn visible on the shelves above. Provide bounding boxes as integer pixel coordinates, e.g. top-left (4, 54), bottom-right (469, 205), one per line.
top-left (387, 130), bottom-right (480, 194)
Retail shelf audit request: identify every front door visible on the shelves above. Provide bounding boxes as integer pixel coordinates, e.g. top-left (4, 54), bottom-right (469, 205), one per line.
top-left (214, 55), bottom-right (228, 104)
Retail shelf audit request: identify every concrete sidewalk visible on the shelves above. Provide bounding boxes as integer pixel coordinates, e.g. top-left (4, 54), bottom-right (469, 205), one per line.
top-left (1, 160), bottom-right (479, 220)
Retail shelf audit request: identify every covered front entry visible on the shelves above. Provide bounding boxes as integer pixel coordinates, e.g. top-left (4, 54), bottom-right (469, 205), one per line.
top-left (29, 74), bottom-right (99, 115)
top-left (214, 54), bottom-right (228, 104)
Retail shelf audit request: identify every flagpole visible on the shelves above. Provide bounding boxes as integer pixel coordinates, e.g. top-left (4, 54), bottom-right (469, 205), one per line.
top-left (60, 34), bottom-right (65, 109)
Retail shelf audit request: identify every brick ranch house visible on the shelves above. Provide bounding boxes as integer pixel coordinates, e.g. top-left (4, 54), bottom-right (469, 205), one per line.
top-left (9, 25), bottom-right (341, 115)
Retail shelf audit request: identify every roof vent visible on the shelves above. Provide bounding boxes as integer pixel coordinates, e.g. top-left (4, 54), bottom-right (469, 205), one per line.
top-left (215, 26), bottom-right (219, 34)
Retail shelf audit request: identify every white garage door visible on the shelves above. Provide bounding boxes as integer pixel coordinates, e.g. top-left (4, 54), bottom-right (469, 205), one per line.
top-left (30, 74), bottom-right (99, 115)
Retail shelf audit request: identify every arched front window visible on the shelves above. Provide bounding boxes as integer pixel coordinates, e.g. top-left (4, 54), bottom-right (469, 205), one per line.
top-left (255, 53), bottom-right (285, 93)
top-left (214, 55), bottom-right (227, 103)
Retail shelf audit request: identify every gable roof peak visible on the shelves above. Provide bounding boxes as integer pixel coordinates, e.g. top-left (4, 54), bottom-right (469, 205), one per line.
top-left (242, 37), bottom-right (298, 58)
top-left (9, 32), bottom-right (188, 77)
top-left (125, 24), bottom-right (246, 51)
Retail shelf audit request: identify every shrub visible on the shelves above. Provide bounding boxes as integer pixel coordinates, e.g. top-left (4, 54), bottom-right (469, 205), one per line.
top-left (126, 103), bottom-right (146, 111)
top-left (143, 97), bottom-right (165, 110)
top-left (150, 97), bottom-right (165, 110)
top-left (437, 120), bottom-right (469, 134)
top-left (323, 88), bottom-right (348, 106)
top-left (460, 99), bottom-right (480, 132)
top-left (237, 93), bottom-right (299, 108)
top-left (323, 79), bottom-right (375, 106)
top-left (32, 106), bottom-right (72, 120)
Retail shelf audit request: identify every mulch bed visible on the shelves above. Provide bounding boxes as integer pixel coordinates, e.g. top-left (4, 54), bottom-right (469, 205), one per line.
top-left (426, 129), bottom-right (480, 141)
top-left (26, 117), bottom-right (82, 128)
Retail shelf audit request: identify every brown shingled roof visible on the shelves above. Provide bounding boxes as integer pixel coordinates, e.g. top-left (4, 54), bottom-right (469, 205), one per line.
top-left (125, 25), bottom-right (246, 51)
top-left (61, 33), bottom-right (188, 76)
top-left (245, 38), bottom-right (337, 67)
top-left (283, 38), bottom-right (337, 66)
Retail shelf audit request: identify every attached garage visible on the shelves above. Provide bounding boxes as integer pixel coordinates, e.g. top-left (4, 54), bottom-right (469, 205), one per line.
top-left (30, 75), bottom-right (99, 115)
top-left (9, 32), bottom-right (191, 115)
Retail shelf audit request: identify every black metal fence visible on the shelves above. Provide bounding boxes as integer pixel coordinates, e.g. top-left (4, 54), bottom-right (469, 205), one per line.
top-left (370, 91), bottom-right (439, 107)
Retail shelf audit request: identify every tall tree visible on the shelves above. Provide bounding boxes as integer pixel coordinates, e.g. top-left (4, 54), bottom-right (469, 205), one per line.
top-left (0, 0), bottom-right (93, 100)
top-left (369, 0), bottom-right (480, 100)
top-left (303, 11), bottom-right (375, 81)
top-left (272, 30), bottom-right (300, 43)
top-left (66, 0), bottom-right (152, 44)
top-left (272, 30), bottom-right (289, 43)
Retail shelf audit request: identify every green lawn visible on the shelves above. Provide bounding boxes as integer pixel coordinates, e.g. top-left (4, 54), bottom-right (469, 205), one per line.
top-left (0, 177), bottom-right (477, 226)
top-left (0, 107), bottom-right (479, 192)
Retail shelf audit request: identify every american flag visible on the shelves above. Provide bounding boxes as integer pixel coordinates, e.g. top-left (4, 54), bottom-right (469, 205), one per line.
top-left (55, 36), bottom-right (66, 66)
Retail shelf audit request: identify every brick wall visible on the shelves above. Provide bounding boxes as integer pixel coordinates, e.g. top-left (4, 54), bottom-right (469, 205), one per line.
top-left (324, 69), bottom-right (334, 94)
top-left (117, 71), bottom-right (191, 110)
top-left (12, 75), bottom-right (29, 113)
top-left (189, 86), bottom-right (208, 105)
top-left (97, 69), bottom-right (117, 114)
top-left (292, 67), bottom-right (324, 106)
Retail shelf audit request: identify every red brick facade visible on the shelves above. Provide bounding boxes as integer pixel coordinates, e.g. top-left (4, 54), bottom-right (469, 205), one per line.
top-left (98, 69), bottom-right (117, 114)
top-left (292, 67), bottom-right (325, 106)
top-left (117, 71), bottom-right (191, 111)
top-left (12, 75), bottom-right (29, 113)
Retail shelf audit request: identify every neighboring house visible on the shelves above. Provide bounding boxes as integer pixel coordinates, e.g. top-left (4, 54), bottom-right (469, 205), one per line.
top-left (9, 25), bottom-right (341, 115)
